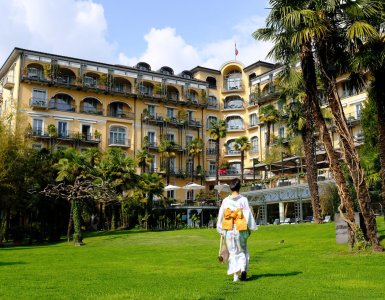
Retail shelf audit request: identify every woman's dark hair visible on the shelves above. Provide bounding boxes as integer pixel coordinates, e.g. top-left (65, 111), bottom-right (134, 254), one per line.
top-left (229, 178), bottom-right (241, 192)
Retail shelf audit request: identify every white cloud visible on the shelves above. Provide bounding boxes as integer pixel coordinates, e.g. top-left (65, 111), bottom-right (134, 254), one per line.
top-left (119, 16), bottom-right (274, 73)
top-left (0, 0), bottom-right (117, 66)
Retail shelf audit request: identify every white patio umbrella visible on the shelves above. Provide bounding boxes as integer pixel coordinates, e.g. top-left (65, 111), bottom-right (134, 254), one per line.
top-left (182, 183), bottom-right (205, 190)
top-left (214, 184), bottom-right (231, 193)
top-left (164, 184), bottom-right (181, 191)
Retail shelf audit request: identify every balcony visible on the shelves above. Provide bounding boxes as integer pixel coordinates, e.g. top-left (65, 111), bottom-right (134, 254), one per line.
top-left (80, 108), bottom-right (104, 116)
top-left (226, 125), bottom-right (244, 132)
top-left (3, 75), bottom-right (14, 89)
top-left (108, 138), bottom-right (131, 147)
top-left (31, 129), bottom-right (50, 138)
top-left (50, 103), bottom-right (76, 112)
top-left (250, 87), bottom-right (278, 105)
top-left (30, 97), bottom-right (48, 109)
top-left (223, 102), bottom-right (244, 110)
top-left (207, 102), bottom-right (219, 110)
top-left (187, 118), bottom-right (202, 128)
top-left (110, 85), bottom-right (133, 96)
top-left (225, 149), bottom-right (241, 156)
top-left (55, 76), bottom-right (77, 88)
top-left (222, 80), bottom-right (244, 92)
top-left (145, 141), bottom-right (159, 150)
top-left (108, 111), bottom-right (135, 120)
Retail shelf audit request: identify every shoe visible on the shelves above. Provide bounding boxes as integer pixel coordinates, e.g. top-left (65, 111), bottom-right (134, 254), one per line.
top-left (241, 271), bottom-right (247, 281)
top-left (233, 274), bottom-right (240, 282)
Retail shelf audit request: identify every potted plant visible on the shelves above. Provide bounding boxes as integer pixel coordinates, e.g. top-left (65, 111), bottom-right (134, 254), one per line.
top-left (94, 130), bottom-right (101, 141)
top-left (47, 124), bottom-right (57, 138)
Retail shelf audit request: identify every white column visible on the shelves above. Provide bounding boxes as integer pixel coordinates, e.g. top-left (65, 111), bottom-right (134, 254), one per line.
top-left (279, 202), bottom-right (285, 223)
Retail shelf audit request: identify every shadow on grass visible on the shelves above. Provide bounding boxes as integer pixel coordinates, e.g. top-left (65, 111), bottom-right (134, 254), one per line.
top-left (248, 271), bottom-right (302, 281)
top-left (83, 229), bottom-right (152, 239)
top-left (0, 261), bottom-right (26, 266)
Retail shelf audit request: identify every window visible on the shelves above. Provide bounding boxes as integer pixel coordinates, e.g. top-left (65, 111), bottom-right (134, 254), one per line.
top-left (356, 103), bottom-right (363, 119)
top-left (207, 96), bottom-right (217, 108)
top-left (225, 70), bottom-right (242, 90)
top-left (82, 124), bottom-right (91, 140)
top-left (32, 143), bottom-right (42, 150)
top-left (249, 113), bottom-right (258, 127)
top-left (82, 98), bottom-right (99, 114)
top-left (148, 105), bottom-right (155, 116)
top-left (150, 154), bottom-right (157, 172)
top-left (27, 67), bottom-right (42, 79)
top-left (228, 163), bottom-right (241, 175)
top-left (169, 157), bottom-right (176, 173)
top-left (139, 83), bottom-right (153, 96)
top-left (58, 121), bottom-right (68, 138)
top-left (32, 119), bottom-right (43, 136)
top-left (148, 131), bottom-right (156, 143)
top-left (187, 189), bottom-right (194, 200)
top-left (251, 137), bottom-right (259, 153)
top-left (207, 116), bottom-right (217, 129)
top-left (186, 135), bottom-right (193, 147)
top-left (167, 108), bottom-right (174, 118)
top-left (167, 190), bottom-right (175, 199)
top-left (186, 159), bottom-right (192, 174)
top-left (83, 75), bottom-right (97, 87)
top-left (278, 127), bottom-right (285, 138)
top-left (50, 94), bottom-right (74, 111)
top-left (226, 139), bottom-right (240, 155)
top-left (224, 96), bottom-right (243, 109)
top-left (187, 111), bottom-right (193, 121)
top-left (226, 116), bottom-right (243, 130)
top-left (109, 127), bottom-right (126, 145)
top-left (32, 89), bottom-right (47, 106)
top-left (209, 161), bottom-right (216, 176)
top-left (166, 133), bottom-right (175, 141)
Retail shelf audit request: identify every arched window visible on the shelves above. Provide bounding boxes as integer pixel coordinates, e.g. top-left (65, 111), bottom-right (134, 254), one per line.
top-left (207, 116), bottom-right (218, 129)
top-left (207, 139), bottom-right (216, 155)
top-left (251, 136), bottom-right (259, 153)
top-left (50, 93), bottom-right (75, 111)
top-left (226, 116), bottom-right (244, 130)
top-left (226, 139), bottom-right (241, 155)
top-left (109, 127), bottom-right (127, 145)
top-left (206, 76), bottom-right (217, 89)
top-left (224, 96), bottom-right (243, 109)
top-left (81, 97), bottom-right (102, 115)
top-left (228, 162), bottom-right (241, 175)
top-left (207, 96), bottom-right (218, 109)
top-left (224, 70), bottom-right (242, 90)
top-left (139, 82), bottom-right (153, 96)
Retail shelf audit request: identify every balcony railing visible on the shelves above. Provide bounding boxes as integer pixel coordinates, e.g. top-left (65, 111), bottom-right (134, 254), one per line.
top-left (108, 111), bottom-right (135, 120)
top-left (31, 129), bottom-right (50, 138)
top-left (225, 149), bottom-right (241, 155)
top-left (223, 80), bottom-right (244, 92)
top-left (108, 138), bottom-right (131, 147)
top-left (30, 97), bottom-right (48, 108)
top-left (50, 103), bottom-right (76, 112)
top-left (227, 125), bottom-right (244, 131)
top-left (223, 102), bottom-right (244, 110)
top-left (80, 108), bottom-right (104, 115)
top-left (111, 85), bottom-right (132, 95)
top-left (207, 102), bottom-right (219, 109)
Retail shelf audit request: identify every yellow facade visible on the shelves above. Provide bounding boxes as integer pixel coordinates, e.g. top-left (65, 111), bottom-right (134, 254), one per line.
top-left (0, 48), bottom-right (365, 201)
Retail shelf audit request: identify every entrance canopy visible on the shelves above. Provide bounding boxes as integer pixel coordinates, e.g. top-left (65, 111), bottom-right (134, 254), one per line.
top-left (243, 179), bottom-right (335, 205)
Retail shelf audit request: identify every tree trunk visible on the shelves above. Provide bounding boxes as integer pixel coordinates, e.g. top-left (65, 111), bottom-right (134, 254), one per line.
top-left (300, 41), bottom-right (322, 223)
top-left (300, 41), bottom-right (356, 245)
top-left (240, 150), bottom-right (244, 183)
top-left (191, 156), bottom-right (195, 182)
top-left (215, 139), bottom-right (220, 186)
top-left (373, 69), bottom-right (385, 218)
top-left (72, 200), bottom-right (83, 245)
top-left (67, 201), bottom-right (73, 242)
top-left (301, 122), bottom-right (321, 223)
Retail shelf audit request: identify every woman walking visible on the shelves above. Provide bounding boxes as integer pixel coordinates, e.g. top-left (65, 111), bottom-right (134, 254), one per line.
top-left (217, 178), bottom-right (257, 281)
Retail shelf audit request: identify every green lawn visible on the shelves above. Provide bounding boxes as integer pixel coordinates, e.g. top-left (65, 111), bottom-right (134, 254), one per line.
top-left (1, 219), bottom-right (385, 300)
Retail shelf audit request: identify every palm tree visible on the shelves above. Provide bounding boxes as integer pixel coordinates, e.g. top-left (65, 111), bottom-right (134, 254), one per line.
top-left (233, 136), bottom-right (251, 183)
top-left (253, 1), bottom-right (356, 233)
top-left (310, 0), bottom-right (383, 250)
top-left (207, 120), bottom-right (227, 186)
top-left (277, 69), bottom-right (322, 223)
top-left (349, 8), bottom-right (385, 222)
top-left (136, 149), bottom-right (154, 174)
top-left (188, 138), bottom-right (203, 182)
top-left (158, 138), bottom-right (177, 185)
top-left (259, 104), bottom-right (280, 153)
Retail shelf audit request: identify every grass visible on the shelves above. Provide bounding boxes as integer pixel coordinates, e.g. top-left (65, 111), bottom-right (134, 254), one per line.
top-left (1, 219), bottom-right (385, 300)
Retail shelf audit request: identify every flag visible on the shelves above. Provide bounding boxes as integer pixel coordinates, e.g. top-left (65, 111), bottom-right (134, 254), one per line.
top-left (235, 43), bottom-right (239, 57)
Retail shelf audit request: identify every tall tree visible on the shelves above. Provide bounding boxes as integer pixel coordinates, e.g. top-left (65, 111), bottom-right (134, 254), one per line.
top-left (207, 120), bottom-right (227, 186)
top-left (188, 138), bottom-right (203, 182)
top-left (233, 136), bottom-right (251, 183)
top-left (253, 0), bottom-right (357, 238)
top-left (259, 104), bottom-right (280, 153)
top-left (158, 138), bottom-right (177, 185)
top-left (136, 149), bottom-right (154, 174)
top-left (311, 0), bottom-right (383, 250)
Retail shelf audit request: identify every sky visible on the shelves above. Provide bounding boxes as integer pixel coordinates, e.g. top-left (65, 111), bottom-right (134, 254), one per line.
top-left (0, 0), bottom-right (274, 73)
